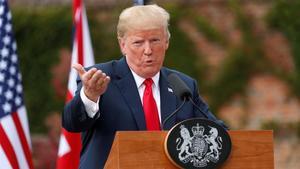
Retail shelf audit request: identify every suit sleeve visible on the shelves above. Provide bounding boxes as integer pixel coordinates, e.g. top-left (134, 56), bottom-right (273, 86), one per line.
top-left (62, 80), bottom-right (100, 132)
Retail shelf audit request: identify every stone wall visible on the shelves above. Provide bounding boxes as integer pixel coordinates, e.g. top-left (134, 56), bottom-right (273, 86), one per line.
top-left (186, 1), bottom-right (300, 169)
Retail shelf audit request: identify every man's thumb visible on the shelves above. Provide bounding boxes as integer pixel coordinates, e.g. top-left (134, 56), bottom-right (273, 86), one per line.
top-left (72, 63), bottom-right (86, 77)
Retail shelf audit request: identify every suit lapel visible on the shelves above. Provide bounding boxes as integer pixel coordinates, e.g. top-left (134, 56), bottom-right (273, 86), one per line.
top-left (159, 69), bottom-right (177, 130)
top-left (113, 58), bottom-right (146, 130)
top-left (112, 58), bottom-right (177, 130)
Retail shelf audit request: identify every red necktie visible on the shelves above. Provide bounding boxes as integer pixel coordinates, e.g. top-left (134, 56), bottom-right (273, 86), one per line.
top-left (143, 78), bottom-right (161, 130)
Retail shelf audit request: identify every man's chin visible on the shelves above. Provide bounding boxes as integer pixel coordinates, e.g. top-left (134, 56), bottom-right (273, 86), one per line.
top-left (141, 70), bottom-right (159, 78)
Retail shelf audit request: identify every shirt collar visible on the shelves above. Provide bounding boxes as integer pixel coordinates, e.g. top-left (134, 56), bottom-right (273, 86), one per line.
top-left (130, 69), bottom-right (160, 88)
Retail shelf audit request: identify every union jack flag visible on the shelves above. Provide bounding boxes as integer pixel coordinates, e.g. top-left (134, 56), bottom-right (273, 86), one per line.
top-left (0, 0), bottom-right (34, 169)
top-left (56, 0), bottom-right (95, 168)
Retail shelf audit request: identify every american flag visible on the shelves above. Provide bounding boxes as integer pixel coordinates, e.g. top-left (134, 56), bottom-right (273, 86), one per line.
top-left (0, 0), bottom-right (33, 169)
top-left (56, 0), bottom-right (95, 168)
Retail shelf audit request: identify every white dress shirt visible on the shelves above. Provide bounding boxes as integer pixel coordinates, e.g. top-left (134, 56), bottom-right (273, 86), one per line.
top-left (80, 69), bottom-right (162, 122)
top-left (131, 70), bottom-right (161, 122)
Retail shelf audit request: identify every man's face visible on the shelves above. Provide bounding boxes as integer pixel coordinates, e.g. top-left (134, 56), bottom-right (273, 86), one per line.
top-left (118, 28), bottom-right (169, 78)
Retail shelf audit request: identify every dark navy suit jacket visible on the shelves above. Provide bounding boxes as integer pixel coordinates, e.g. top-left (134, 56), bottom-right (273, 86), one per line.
top-left (62, 57), bottom-right (225, 169)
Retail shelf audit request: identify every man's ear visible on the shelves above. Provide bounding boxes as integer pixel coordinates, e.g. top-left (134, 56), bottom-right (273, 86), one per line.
top-left (165, 39), bottom-right (169, 50)
top-left (118, 37), bottom-right (126, 55)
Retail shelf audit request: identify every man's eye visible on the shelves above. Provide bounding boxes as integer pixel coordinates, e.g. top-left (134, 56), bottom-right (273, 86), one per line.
top-left (151, 38), bottom-right (161, 43)
top-left (133, 41), bottom-right (143, 45)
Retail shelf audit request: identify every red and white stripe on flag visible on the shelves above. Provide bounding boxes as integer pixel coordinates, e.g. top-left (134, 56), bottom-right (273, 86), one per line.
top-left (56, 0), bottom-right (95, 168)
top-left (0, 0), bottom-right (34, 169)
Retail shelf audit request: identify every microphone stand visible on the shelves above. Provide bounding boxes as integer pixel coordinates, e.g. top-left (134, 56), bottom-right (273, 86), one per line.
top-left (188, 96), bottom-right (209, 119)
top-left (189, 96), bottom-right (229, 130)
top-left (162, 97), bottom-right (187, 130)
top-left (162, 96), bottom-right (229, 130)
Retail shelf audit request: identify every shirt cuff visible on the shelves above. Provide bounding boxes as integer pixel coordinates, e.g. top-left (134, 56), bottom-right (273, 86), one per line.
top-left (80, 87), bottom-right (100, 118)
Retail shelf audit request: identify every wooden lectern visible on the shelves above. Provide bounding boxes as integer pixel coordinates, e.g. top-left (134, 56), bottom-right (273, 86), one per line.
top-left (104, 130), bottom-right (274, 169)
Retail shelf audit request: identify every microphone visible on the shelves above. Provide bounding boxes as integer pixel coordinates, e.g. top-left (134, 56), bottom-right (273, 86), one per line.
top-left (163, 73), bottom-right (224, 130)
top-left (167, 73), bottom-right (192, 101)
top-left (168, 73), bottom-right (209, 119)
top-left (162, 73), bottom-right (193, 130)
top-left (162, 73), bottom-right (191, 130)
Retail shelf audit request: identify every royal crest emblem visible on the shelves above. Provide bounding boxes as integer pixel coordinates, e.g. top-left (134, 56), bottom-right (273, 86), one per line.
top-left (165, 118), bottom-right (231, 169)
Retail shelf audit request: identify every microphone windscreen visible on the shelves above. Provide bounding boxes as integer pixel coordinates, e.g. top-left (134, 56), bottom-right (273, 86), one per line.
top-left (167, 73), bottom-right (192, 100)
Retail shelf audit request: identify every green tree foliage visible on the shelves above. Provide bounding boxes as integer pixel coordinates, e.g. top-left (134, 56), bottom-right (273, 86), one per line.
top-left (165, 6), bottom-right (202, 84)
top-left (11, 1), bottom-right (300, 132)
top-left (203, 0), bottom-right (266, 112)
top-left (267, 0), bottom-right (300, 97)
top-left (87, 8), bottom-right (121, 62)
top-left (13, 7), bottom-right (72, 132)
top-left (193, 15), bottom-right (226, 46)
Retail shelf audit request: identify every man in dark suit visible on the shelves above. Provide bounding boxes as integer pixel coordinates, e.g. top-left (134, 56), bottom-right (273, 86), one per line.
top-left (62, 4), bottom-right (226, 169)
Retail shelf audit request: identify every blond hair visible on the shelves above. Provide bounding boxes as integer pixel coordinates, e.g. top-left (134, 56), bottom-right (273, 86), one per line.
top-left (117, 4), bottom-right (170, 39)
